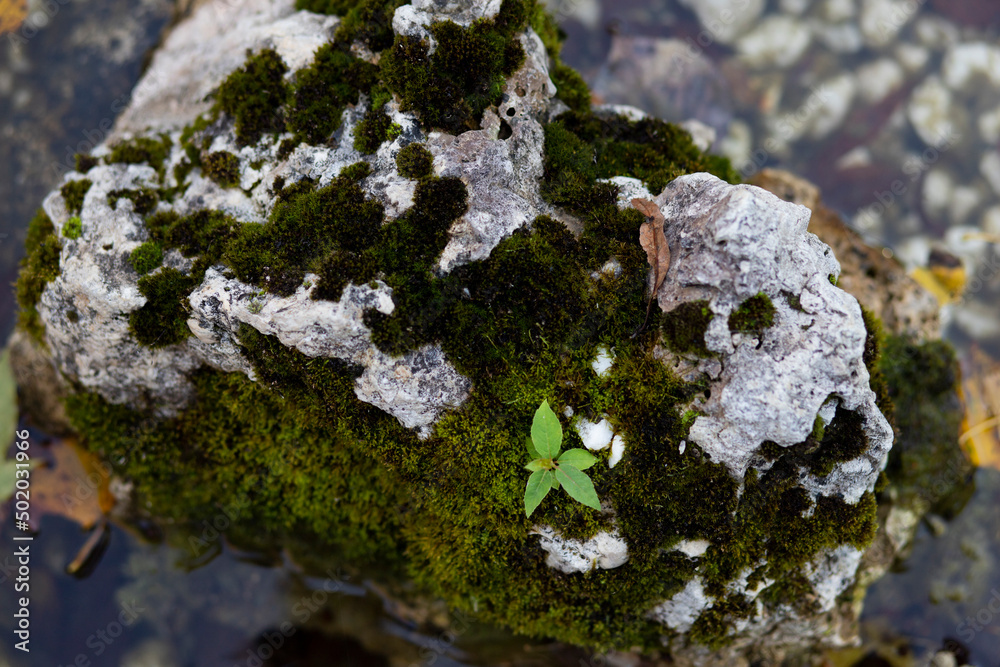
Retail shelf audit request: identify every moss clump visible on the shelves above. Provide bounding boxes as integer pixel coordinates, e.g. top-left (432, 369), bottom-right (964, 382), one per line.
top-left (61, 179), bottom-right (92, 214)
top-left (108, 188), bottom-right (160, 216)
top-left (379, 0), bottom-right (527, 133)
top-left (74, 153), bottom-right (99, 173)
top-left (286, 43), bottom-right (379, 145)
top-left (395, 143), bottom-right (434, 179)
top-left (550, 63), bottom-right (590, 112)
top-left (297, 0), bottom-right (405, 52)
top-left (202, 151), bottom-right (241, 187)
top-left (62, 216), bottom-right (83, 240)
top-left (15, 209), bottom-right (62, 343)
top-left (227, 164), bottom-right (382, 296)
top-left (661, 300), bottom-right (714, 357)
top-left (64, 362), bottom-right (410, 569)
top-left (106, 135), bottom-right (173, 175)
top-left (728, 292), bottom-right (775, 335)
top-left (128, 268), bottom-right (195, 347)
top-left (215, 48), bottom-right (288, 146)
top-left (128, 241), bottom-right (164, 275)
top-left (353, 105), bottom-right (399, 154)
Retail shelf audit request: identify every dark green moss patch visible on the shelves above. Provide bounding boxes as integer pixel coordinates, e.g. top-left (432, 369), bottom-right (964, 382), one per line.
top-left (661, 300), bottom-right (713, 357)
top-left (395, 143), bottom-right (434, 179)
top-left (297, 0), bottom-right (406, 52)
top-left (202, 151), bottom-right (241, 187)
top-left (128, 241), bottom-right (164, 275)
top-left (106, 135), bottom-right (173, 175)
top-left (15, 209), bottom-right (62, 344)
top-left (286, 43), bottom-right (379, 145)
top-left (227, 164), bottom-right (382, 296)
top-left (550, 63), bottom-right (590, 112)
top-left (108, 188), bottom-right (160, 216)
top-left (379, 0), bottom-right (527, 133)
top-left (74, 153), bottom-right (99, 173)
top-left (728, 292), bottom-right (775, 335)
top-left (353, 105), bottom-right (399, 153)
top-left (215, 48), bottom-right (288, 146)
top-left (128, 268), bottom-right (195, 347)
top-left (60, 179), bottom-right (92, 214)
top-left (62, 216), bottom-right (82, 240)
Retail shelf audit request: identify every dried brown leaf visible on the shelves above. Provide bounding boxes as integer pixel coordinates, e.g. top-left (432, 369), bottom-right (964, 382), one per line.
top-left (632, 198), bottom-right (670, 293)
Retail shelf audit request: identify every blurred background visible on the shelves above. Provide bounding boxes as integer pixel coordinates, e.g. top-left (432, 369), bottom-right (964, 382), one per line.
top-left (2, 0), bottom-right (1000, 665)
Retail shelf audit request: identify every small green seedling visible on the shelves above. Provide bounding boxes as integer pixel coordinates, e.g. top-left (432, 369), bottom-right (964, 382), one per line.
top-left (524, 400), bottom-right (601, 517)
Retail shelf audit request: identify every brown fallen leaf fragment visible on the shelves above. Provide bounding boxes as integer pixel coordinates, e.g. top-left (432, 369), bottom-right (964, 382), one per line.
top-left (632, 198), bottom-right (670, 293)
top-left (0, 0), bottom-right (27, 34)
top-left (25, 436), bottom-right (113, 531)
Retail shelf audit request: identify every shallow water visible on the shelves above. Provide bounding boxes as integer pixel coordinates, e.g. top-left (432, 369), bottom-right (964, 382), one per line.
top-left (2, 0), bottom-right (1000, 665)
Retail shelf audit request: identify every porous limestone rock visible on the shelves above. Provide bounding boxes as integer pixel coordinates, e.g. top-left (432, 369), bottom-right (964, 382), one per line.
top-left (12, 0), bottom-right (912, 660)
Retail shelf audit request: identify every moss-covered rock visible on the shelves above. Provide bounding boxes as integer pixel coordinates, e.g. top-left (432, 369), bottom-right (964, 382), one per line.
top-left (9, 0), bottom-right (963, 662)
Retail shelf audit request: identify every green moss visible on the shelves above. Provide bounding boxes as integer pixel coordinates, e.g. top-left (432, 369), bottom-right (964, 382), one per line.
top-left (215, 48), bottom-right (288, 146)
top-left (62, 216), bottom-right (82, 240)
top-left (74, 153), bottom-right (99, 173)
top-left (106, 135), bottom-right (173, 176)
top-left (661, 300), bottom-right (713, 357)
top-left (128, 241), bottom-right (164, 275)
top-left (550, 63), bottom-right (590, 112)
top-left (60, 179), bottom-right (92, 214)
top-left (353, 105), bottom-right (396, 153)
top-left (202, 151), bottom-right (241, 187)
top-left (15, 209), bottom-right (62, 344)
top-left (298, 0), bottom-right (406, 51)
top-left (128, 268), bottom-right (195, 347)
top-left (227, 164), bottom-right (382, 296)
top-left (379, 0), bottom-right (527, 133)
top-left (108, 188), bottom-right (160, 216)
top-left (727, 292), bottom-right (775, 335)
top-left (395, 143), bottom-right (434, 179)
top-left (286, 43), bottom-right (379, 145)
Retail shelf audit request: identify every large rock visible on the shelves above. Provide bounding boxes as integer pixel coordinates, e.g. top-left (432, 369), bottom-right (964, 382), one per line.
top-left (11, 0), bottom-right (950, 662)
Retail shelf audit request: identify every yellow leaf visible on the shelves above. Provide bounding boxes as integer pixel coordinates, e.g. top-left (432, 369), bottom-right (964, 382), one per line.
top-left (0, 0), bottom-right (27, 35)
top-left (959, 347), bottom-right (1000, 471)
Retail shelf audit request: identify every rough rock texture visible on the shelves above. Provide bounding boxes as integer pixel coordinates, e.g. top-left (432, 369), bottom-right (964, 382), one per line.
top-left (655, 173), bottom-right (893, 489)
top-left (10, 0), bottom-right (933, 661)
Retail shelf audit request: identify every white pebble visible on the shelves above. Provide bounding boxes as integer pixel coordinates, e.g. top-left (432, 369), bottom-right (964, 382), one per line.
top-left (812, 21), bottom-right (864, 53)
top-left (676, 0), bottom-right (766, 44)
top-left (982, 206), bottom-right (1000, 236)
top-left (907, 76), bottom-right (958, 147)
top-left (922, 169), bottom-right (953, 219)
top-left (821, 0), bottom-right (856, 22)
top-left (895, 43), bottom-right (930, 72)
top-left (609, 435), bottom-right (625, 468)
top-left (591, 347), bottom-right (614, 376)
top-left (914, 16), bottom-right (960, 50)
top-left (979, 106), bottom-right (1000, 145)
top-left (805, 73), bottom-right (857, 139)
top-left (576, 418), bottom-right (614, 451)
top-left (860, 0), bottom-right (917, 49)
top-left (981, 151), bottom-right (1000, 197)
top-left (856, 58), bottom-right (904, 104)
top-left (942, 42), bottom-right (1000, 91)
top-left (735, 16), bottom-right (812, 68)
top-left (949, 186), bottom-right (982, 227)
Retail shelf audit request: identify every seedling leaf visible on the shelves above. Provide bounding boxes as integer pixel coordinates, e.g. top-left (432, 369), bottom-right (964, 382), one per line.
top-left (525, 470), bottom-right (554, 517)
top-left (531, 400), bottom-right (562, 459)
top-left (558, 448), bottom-right (598, 471)
top-left (525, 436), bottom-right (541, 460)
top-left (555, 465), bottom-right (601, 510)
top-left (525, 459), bottom-right (545, 472)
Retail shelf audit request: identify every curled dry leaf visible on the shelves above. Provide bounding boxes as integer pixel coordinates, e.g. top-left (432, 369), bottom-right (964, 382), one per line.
top-left (632, 198), bottom-right (670, 294)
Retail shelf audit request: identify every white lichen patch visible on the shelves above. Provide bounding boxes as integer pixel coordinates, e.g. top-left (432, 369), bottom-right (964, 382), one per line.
top-left (647, 577), bottom-right (711, 633)
top-left (532, 526), bottom-right (629, 573)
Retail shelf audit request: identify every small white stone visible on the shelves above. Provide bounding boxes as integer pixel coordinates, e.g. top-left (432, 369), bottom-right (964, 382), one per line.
top-left (735, 16), bottom-right (812, 69)
top-left (922, 169), bottom-right (953, 219)
top-left (950, 186), bottom-right (982, 226)
top-left (980, 151), bottom-right (1000, 197)
top-left (679, 440), bottom-right (687, 455)
top-left (812, 21), bottom-right (864, 54)
top-left (719, 119), bottom-right (753, 169)
top-left (779, 0), bottom-right (810, 14)
top-left (913, 16), bottom-right (961, 50)
top-left (895, 42), bottom-right (930, 72)
top-left (835, 146), bottom-right (872, 170)
top-left (979, 106), bottom-right (1000, 145)
top-left (564, 405), bottom-right (574, 418)
top-left (982, 206), bottom-right (1000, 236)
top-left (821, 0), bottom-right (856, 22)
top-left (674, 539), bottom-right (711, 558)
top-left (676, 0), bottom-right (766, 44)
top-left (533, 526), bottom-right (629, 573)
top-left (856, 58), bottom-right (904, 104)
top-left (576, 418), bottom-right (614, 450)
top-left (592, 347), bottom-right (614, 376)
top-left (609, 435), bottom-right (625, 468)
top-left (860, 0), bottom-right (917, 48)
top-left (907, 77), bottom-right (958, 147)
top-left (679, 119), bottom-right (716, 152)
top-left (805, 73), bottom-right (856, 139)
top-left (942, 42), bottom-right (1000, 91)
